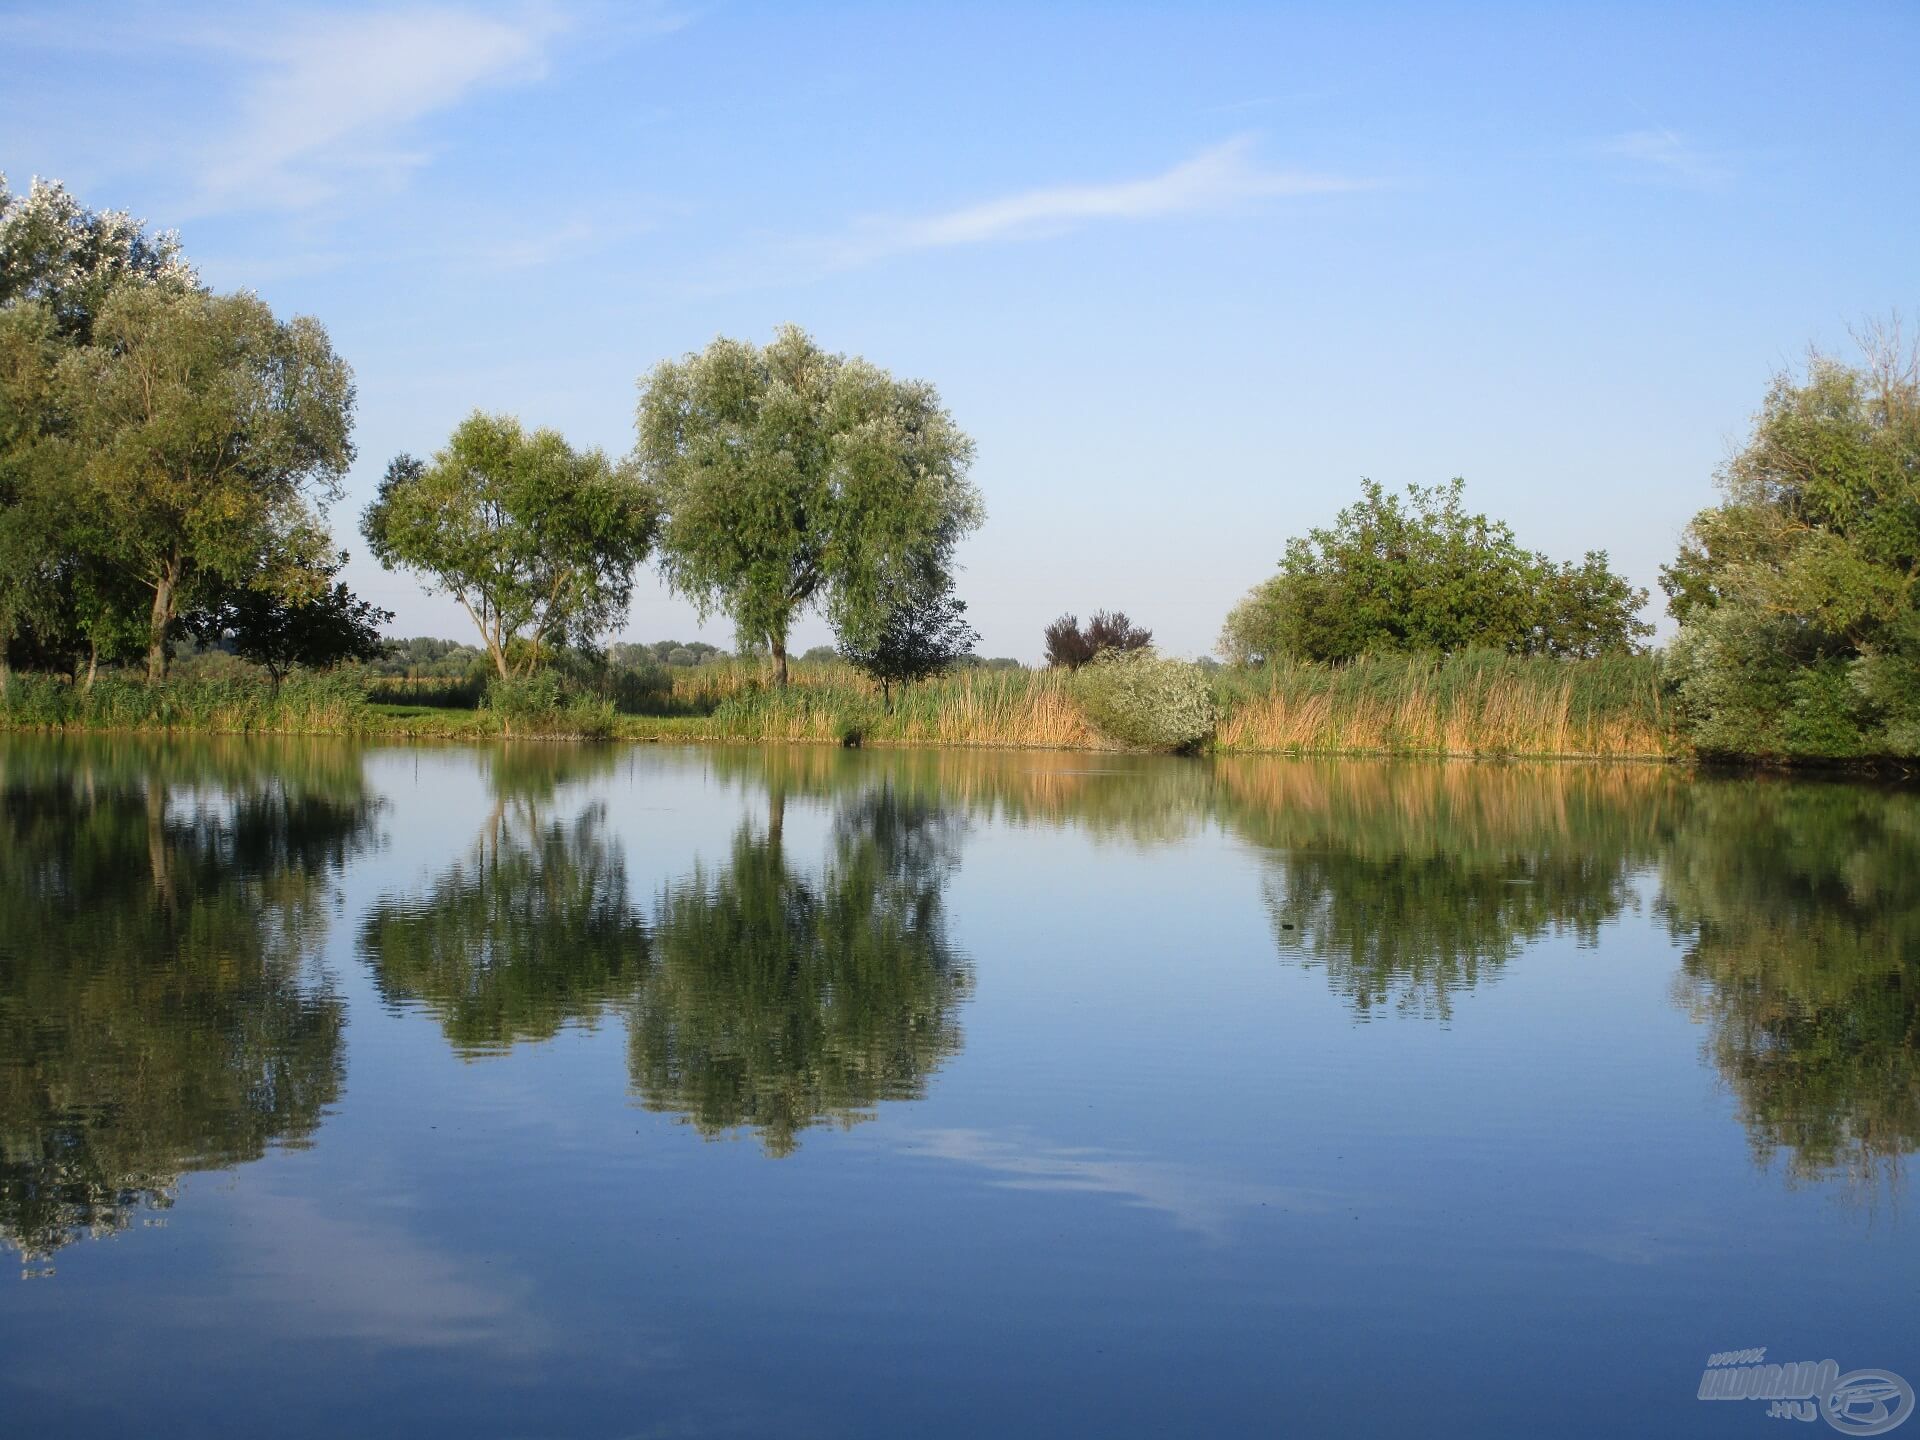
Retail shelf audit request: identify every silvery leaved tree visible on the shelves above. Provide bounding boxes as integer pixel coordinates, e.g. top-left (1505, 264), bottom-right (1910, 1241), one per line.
top-left (635, 326), bottom-right (982, 687)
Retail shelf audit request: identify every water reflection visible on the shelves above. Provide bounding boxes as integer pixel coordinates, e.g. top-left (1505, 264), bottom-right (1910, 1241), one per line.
top-left (360, 749), bottom-right (644, 1054)
top-left (1229, 763), bottom-right (1676, 1019)
top-left (0, 738), bottom-right (374, 1269)
top-left (1659, 781), bottom-right (1920, 1192)
top-left (630, 783), bottom-right (972, 1155)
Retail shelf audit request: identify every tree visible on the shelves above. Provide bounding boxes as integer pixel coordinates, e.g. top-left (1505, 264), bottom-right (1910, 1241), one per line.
top-left (362, 413), bottom-right (659, 680)
top-left (839, 578), bottom-right (979, 709)
top-left (186, 552), bottom-right (392, 686)
top-left (1661, 327), bottom-right (1920, 758)
top-left (1219, 478), bottom-right (1650, 664)
top-left (1, 175), bottom-right (201, 691)
top-left (635, 325), bottom-right (983, 687)
top-left (1043, 610), bottom-right (1151, 669)
top-left (58, 286), bottom-right (354, 682)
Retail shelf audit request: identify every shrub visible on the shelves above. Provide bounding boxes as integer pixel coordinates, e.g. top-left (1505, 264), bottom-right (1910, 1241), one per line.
top-left (1072, 649), bottom-right (1217, 752)
top-left (482, 673), bottom-right (614, 739)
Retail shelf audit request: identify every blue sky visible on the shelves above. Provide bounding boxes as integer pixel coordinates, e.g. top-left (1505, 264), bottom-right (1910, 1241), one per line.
top-left (5, 1), bottom-right (1917, 660)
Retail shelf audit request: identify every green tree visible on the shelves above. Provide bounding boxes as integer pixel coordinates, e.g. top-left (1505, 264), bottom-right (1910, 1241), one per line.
top-left (1661, 328), bottom-right (1920, 757)
top-left (1219, 478), bottom-right (1650, 664)
top-left (186, 551), bottom-right (392, 686)
top-left (58, 286), bottom-right (354, 682)
top-left (635, 325), bottom-right (982, 687)
top-left (839, 576), bottom-right (979, 710)
top-left (1, 176), bottom-right (201, 691)
top-left (362, 413), bottom-right (659, 680)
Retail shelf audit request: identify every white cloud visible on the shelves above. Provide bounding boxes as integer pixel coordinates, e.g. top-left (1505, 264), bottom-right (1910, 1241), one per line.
top-left (819, 135), bottom-right (1361, 269)
top-left (194, 7), bottom-right (565, 212)
top-left (1597, 128), bottom-right (1731, 189)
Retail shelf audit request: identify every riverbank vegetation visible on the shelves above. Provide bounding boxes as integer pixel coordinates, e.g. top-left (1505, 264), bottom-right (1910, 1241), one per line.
top-left (3, 173), bottom-right (1915, 763)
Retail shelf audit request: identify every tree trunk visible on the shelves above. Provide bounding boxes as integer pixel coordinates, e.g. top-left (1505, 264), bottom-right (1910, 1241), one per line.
top-left (0, 655), bottom-right (9, 699)
top-left (770, 630), bottom-right (789, 689)
top-left (84, 641), bottom-right (98, 693)
top-left (146, 566), bottom-right (177, 685)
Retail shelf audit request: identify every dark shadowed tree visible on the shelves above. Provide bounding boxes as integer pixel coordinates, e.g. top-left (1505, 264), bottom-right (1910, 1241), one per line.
top-left (1044, 610), bottom-right (1150, 669)
top-left (187, 552), bottom-right (391, 686)
top-left (839, 577), bottom-right (979, 710)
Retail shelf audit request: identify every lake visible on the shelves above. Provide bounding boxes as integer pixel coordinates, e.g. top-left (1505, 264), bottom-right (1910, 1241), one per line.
top-left (1, 737), bottom-right (1915, 1437)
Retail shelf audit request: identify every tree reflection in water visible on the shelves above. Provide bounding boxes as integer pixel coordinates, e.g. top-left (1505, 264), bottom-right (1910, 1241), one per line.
top-left (629, 783), bottom-right (972, 1156)
top-left (0, 738), bottom-right (374, 1269)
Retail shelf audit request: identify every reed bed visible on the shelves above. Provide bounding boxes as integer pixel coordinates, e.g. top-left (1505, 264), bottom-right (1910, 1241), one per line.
top-left (1212, 652), bottom-right (1676, 759)
top-left (4, 651), bottom-right (1682, 759)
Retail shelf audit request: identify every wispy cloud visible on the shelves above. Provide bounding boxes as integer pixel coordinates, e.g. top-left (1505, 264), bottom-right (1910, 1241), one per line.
top-left (689, 136), bottom-right (1367, 291)
top-left (830, 136), bottom-right (1361, 267)
top-left (1597, 128), bottom-right (1731, 189)
top-left (194, 7), bottom-right (566, 212)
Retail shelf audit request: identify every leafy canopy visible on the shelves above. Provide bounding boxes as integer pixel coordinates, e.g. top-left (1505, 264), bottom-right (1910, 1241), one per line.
top-left (361, 412), bottom-right (659, 679)
top-left (1219, 477), bottom-right (1650, 664)
top-left (635, 325), bottom-right (981, 682)
top-left (1661, 327), bottom-right (1920, 757)
top-left (60, 285), bottom-right (355, 680)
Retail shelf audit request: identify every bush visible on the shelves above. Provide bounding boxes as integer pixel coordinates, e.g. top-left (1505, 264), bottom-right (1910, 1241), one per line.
top-left (1072, 649), bottom-right (1217, 752)
top-left (482, 673), bottom-right (614, 739)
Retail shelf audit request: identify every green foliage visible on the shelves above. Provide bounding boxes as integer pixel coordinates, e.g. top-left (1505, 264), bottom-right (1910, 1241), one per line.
top-left (635, 325), bottom-right (982, 684)
top-left (839, 578), bottom-right (978, 709)
top-left (59, 286), bottom-right (356, 681)
top-left (1662, 330), bottom-right (1920, 760)
top-left (186, 551), bottom-right (391, 683)
top-left (0, 671), bottom-right (373, 733)
top-left (1072, 649), bottom-right (1218, 752)
top-left (482, 672), bottom-right (616, 740)
top-left (362, 414), bottom-right (659, 680)
top-left (1221, 478), bottom-right (1651, 664)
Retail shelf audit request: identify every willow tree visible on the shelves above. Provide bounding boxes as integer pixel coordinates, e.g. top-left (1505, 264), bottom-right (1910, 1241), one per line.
top-left (59, 286), bottom-right (354, 682)
top-left (362, 413), bottom-right (659, 679)
top-left (1, 174), bottom-right (200, 689)
top-left (635, 326), bottom-right (982, 686)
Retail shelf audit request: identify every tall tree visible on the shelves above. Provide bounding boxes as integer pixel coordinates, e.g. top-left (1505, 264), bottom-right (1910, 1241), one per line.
top-left (635, 325), bottom-right (982, 687)
top-left (59, 287), bottom-right (354, 682)
top-left (362, 413), bottom-right (659, 680)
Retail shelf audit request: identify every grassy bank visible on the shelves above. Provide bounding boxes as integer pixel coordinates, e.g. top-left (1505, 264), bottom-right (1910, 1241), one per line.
top-left (0, 652), bottom-right (1682, 758)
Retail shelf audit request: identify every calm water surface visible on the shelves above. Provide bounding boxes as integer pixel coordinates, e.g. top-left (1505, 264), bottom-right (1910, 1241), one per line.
top-left (1, 738), bottom-right (1915, 1437)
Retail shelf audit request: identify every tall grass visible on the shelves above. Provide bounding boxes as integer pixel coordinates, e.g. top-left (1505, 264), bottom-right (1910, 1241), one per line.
top-left (1212, 651), bottom-right (1676, 759)
top-left (0, 673), bottom-right (375, 735)
top-left (3, 651), bottom-right (1682, 758)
